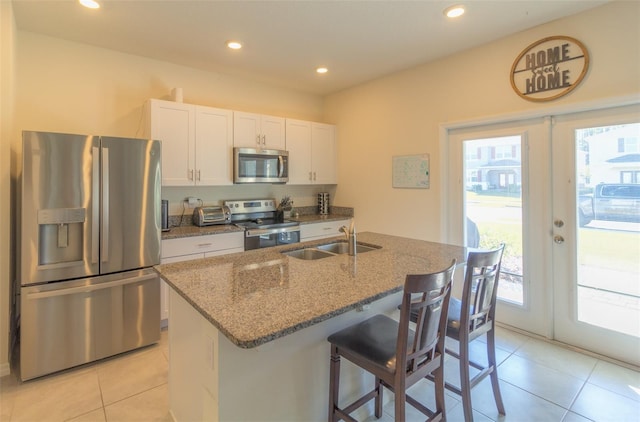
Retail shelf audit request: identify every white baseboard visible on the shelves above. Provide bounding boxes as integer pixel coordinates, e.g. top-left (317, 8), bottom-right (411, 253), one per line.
top-left (0, 361), bottom-right (10, 378)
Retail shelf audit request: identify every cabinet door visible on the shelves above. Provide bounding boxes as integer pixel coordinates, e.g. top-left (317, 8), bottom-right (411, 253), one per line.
top-left (233, 111), bottom-right (261, 148)
top-left (312, 123), bottom-right (337, 184)
top-left (148, 100), bottom-right (195, 186)
top-left (285, 119), bottom-right (312, 184)
top-left (233, 112), bottom-right (286, 150)
top-left (261, 115), bottom-right (286, 150)
top-left (300, 220), bottom-right (348, 241)
top-left (196, 106), bottom-right (233, 185)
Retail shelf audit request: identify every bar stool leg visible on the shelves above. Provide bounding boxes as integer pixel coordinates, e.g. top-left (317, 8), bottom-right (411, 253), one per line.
top-left (434, 363), bottom-right (446, 418)
top-left (329, 346), bottom-right (340, 422)
top-left (374, 377), bottom-right (383, 418)
top-left (394, 380), bottom-right (406, 421)
top-left (459, 341), bottom-right (473, 422)
top-left (487, 329), bottom-right (506, 415)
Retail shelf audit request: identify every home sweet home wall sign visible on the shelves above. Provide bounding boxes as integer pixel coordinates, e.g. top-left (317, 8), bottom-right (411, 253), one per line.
top-left (510, 36), bottom-right (589, 102)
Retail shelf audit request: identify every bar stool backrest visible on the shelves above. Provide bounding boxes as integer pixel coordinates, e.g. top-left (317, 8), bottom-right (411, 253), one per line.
top-left (397, 260), bottom-right (455, 378)
top-left (463, 245), bottom-right (505, 340)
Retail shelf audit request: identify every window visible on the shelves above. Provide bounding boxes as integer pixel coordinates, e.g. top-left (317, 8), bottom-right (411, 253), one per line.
top-left (494, 145), bottom-right (514, 159)
top-left (618, 136), bottom-right (640, 153)
top-left (621, 171), bottom-right (640, 184)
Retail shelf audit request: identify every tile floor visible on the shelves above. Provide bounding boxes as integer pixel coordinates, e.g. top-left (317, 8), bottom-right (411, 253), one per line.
top-left (1, 326), bottom-right (639, 421)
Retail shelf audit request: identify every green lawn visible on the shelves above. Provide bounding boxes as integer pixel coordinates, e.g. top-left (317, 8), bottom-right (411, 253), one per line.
top-left (578, 228), bottom-right (640, 272)
top-left (468, 192), bottom-right (639, 274)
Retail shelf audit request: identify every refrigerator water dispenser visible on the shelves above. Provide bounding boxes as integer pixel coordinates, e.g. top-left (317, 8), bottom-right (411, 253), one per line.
top-left (37, 207), bottom-right (86, 267)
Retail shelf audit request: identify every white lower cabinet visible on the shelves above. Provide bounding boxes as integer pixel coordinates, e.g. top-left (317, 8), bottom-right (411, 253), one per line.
top-left (160, 232), bottom-right (244, 325)
top-left (300, 220), bottom-right (350, 241)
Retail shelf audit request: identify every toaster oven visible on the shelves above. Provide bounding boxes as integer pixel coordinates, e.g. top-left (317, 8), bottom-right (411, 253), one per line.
top-left (192, 206), bottom-right (231, 226)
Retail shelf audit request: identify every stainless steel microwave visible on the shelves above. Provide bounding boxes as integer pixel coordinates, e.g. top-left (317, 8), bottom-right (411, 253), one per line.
top-left (234, 147), bottom-right (289, 183)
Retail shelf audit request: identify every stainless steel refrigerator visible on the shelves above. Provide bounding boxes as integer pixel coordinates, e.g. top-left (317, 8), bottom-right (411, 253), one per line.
top-left (18, 131), bottom-right (162, 381)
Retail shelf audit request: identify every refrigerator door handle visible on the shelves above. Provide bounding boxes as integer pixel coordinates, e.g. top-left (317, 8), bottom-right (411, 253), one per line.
top-left (102, 146), bottom-right (109, 263)
top-left (92, 146), bottom-right (100, 264)
top-left (24, 272), bottom-right (158, 300)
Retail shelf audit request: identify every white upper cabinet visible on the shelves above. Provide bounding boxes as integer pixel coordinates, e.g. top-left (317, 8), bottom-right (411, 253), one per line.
top-left (146, 99), bottom-right (233, 186)
top-left (233, 111), bottom-right (286, 150)
top-left (286, 119), bottom-right (337, 184)
top-left (195, 107), bottom-right (234, 185)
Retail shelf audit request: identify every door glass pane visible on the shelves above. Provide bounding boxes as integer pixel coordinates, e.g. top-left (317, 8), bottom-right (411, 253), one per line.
top-left (576, 123), bottom-right (640, 337)
top-left (464, 136), bottom-right (524, 305)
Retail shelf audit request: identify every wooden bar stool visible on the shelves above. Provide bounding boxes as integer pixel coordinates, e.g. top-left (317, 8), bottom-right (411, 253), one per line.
top-left (445, 244), bottom-right (505, 422)
top-left (327, 260), bottom-right (456, 421)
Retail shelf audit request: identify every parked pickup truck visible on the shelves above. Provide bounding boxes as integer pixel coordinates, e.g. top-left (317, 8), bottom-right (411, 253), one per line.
top-left (592, 183), bottom-right (640, 223)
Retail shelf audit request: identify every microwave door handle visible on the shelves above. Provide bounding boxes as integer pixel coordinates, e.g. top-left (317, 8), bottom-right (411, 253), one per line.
top-left (278, 156), bottom-right (284, 178)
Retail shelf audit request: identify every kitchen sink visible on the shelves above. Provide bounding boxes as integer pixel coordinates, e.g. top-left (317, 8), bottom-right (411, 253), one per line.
top-left (281, 241), bottom-right (381, 260)
top-left (316, 241), bottom-right (380, 254)
top-left (282, 248), bottom-right (335, 260)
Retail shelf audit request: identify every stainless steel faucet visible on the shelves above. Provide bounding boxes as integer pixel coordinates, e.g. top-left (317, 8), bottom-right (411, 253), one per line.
top-left (339, 219), bottom-right (357, 256)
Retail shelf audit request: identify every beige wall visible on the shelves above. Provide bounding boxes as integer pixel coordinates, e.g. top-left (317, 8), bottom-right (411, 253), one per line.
top-left (1, 0), bottom-right (16, 377)
top-left (14, 31), bottom-right (324, 138)
top-left (325, 1), bottom-right (640, 240)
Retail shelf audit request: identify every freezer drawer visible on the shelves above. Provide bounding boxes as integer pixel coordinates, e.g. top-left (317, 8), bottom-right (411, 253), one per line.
top-left (20, 269), bottom-right (160, 381)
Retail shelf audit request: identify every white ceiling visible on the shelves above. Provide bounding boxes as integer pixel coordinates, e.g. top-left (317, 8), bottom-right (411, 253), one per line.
top-left (12, 0), bottom-right (608, 96)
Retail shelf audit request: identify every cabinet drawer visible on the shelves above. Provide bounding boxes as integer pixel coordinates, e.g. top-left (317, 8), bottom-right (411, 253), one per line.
top-left (162, 232), bottom-right (244, 259)
top-left (300, 220), bottom-right (348, 240)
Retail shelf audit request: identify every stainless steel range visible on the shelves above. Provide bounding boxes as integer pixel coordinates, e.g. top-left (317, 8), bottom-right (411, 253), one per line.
top-left (224, 199), bottom-right (300, 250)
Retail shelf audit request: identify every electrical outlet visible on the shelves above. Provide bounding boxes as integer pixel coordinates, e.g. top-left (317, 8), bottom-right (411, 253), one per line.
top-left (186, 197), bottom-right (198, 208)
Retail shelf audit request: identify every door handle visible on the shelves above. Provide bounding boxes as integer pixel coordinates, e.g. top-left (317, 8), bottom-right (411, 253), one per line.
top-left (102, 146), bottom-right (109, 263)
top-left (26, 272), bottom-right (158, 299)
top-left (92, 146), bottom-right (100, 264)
top-left (554, 235), bottom-right (564, 244)
top-left (554, 219), bottom-right (564, 228)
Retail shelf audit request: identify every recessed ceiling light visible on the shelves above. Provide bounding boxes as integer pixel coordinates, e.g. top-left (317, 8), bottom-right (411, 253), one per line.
top-left (316, 67), bottom-right (328, 74)
top-left (227, 41), bottom-right (242, 50)
top-left (79, 0), bottom-right (100, 9)
top-left (444, 5), bottom-right (465, 18)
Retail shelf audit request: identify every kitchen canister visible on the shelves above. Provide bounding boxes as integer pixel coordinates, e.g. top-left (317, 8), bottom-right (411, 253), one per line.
top-left (318, 192), bottom-right (330, 215)
top-left (171, 87), bottom-right (183, 103)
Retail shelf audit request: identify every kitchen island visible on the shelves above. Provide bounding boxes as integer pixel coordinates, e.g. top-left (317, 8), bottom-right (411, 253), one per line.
top-left (155, 232), bottom-right (467, 421)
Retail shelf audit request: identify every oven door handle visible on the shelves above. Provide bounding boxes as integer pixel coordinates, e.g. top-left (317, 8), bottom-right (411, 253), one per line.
top-left (245, 226), bottom-right (300, 237)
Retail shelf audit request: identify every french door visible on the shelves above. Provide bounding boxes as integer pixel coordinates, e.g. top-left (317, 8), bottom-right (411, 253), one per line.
top-left (445, 104), bottom-right (640, 365)
top-left (551, 105), bottom-right (640, 365)
top-left (447, 118), bottom-right (551, 337)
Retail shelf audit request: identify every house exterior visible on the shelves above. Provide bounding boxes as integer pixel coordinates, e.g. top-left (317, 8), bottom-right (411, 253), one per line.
top-left (584, 124), bottom-right (640, 185)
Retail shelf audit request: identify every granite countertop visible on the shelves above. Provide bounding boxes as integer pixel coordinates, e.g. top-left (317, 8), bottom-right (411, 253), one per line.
top-left (288, 214), bottom-right (351, 224)
top-left (161, 223), bottom-right (244, 240)
top-left (161, 213), bottom-right (352, 240)
top-left (155, 232), bottom-right (467, 348)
